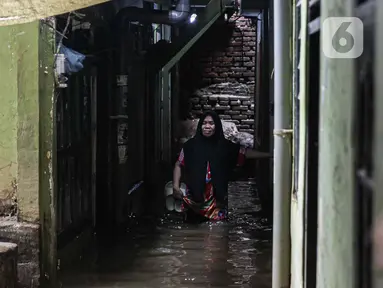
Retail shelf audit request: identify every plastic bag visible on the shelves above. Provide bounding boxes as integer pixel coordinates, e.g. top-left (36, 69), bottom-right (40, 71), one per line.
top-left (59, 44), bottom-right (86, 75)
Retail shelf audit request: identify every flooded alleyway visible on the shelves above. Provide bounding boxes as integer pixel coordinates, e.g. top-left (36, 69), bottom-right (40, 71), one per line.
top-left (60, 180), bottom-right (272, 288)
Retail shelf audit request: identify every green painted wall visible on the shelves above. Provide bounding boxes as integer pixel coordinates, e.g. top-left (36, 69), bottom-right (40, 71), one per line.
top-left (0, 24), bottom-right (19, 212)
top-left (0, 20), bottom-right (57, 286)
top-left (0, 22), bottom-right (41, 222)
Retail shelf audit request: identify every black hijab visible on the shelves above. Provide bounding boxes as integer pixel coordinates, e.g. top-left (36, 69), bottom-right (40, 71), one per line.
top-left (182, 111), bottom-right (240, 205)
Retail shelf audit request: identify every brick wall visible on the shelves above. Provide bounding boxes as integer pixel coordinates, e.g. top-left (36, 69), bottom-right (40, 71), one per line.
top-left (189, 82), bottom-right (255, 134)
top-left (180, 14), bottom-right (257, 133)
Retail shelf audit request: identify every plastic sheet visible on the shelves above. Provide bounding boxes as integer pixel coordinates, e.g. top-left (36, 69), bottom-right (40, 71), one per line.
top-left (59, 45), bottom-right (86, 75)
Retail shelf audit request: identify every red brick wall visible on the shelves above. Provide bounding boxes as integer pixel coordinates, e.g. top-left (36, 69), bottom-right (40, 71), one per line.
top-left (179, 14), bottom-right (257, 133)
top-left (180, 14), bottom-right (257, 89)
top-left (200, 17), bottom-right (256, 85)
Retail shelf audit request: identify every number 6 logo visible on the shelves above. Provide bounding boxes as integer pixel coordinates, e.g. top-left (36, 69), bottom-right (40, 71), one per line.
top-left (322, 17), bottom-right (364, 59)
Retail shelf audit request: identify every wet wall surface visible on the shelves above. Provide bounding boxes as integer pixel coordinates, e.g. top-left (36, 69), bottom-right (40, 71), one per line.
top-left (60, 180), bottom-right (272, 288)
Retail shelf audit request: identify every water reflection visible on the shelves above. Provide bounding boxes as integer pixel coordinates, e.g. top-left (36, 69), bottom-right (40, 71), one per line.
top-left (60, 181), bottom-right (272, 288)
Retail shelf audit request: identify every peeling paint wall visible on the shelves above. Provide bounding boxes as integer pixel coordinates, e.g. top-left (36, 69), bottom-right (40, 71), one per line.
top-left (290, 0), bottom-right (306, 286)
top-left (0, 20), bottom-right (54, 287)
top-left (15, 22), bottom-right (40, 223)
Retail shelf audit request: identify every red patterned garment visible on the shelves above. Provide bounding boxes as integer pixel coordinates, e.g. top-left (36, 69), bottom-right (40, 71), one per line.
top-left (177, 146), bottom-right (246, 220)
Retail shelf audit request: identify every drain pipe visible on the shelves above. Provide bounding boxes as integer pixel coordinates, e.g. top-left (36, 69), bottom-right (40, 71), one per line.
top-left (115, 0), bottom-right (190, 25)
top-left (272, 0), bottom-right (292, 287)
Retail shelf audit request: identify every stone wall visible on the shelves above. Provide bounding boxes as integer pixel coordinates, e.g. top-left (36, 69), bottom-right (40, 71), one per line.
top-left (180, 14), bottom-right (257, 134)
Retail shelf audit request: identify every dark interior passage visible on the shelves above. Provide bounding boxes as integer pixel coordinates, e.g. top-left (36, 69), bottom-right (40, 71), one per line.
top-left (304, 30), bottom-right (319, 288)
top-left (54, 2), bottom-right (274, 287)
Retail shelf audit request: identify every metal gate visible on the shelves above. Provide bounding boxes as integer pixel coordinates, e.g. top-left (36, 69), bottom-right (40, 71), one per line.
top-left (56, 25), bottom-right (96, 249)
top-left (56, 70), bottom-right (95, 247)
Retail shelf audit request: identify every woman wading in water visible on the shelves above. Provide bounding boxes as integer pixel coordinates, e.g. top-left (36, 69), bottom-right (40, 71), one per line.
top-left (172, 111), bottom-right (271, 222)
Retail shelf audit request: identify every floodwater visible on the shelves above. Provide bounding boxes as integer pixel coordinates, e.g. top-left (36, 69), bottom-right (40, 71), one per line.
top-left (60, 181), bottom-right (272, 288)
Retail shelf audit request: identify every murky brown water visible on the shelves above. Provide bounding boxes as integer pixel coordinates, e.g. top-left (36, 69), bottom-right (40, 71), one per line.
top-left (60, 181), bottom-right (272, 288)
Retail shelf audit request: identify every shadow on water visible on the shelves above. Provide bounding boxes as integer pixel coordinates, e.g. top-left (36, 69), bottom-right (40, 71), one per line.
top-left (59, 180), bottom-right (272, 288)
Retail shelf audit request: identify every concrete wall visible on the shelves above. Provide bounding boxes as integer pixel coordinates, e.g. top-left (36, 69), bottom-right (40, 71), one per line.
top-left (317, 0), bottom-right (356, 286)
top-left (0, 21), bottom-right (43, 288)
top-left (0, 26), bottom-right (20, 217)
top-left (0, 22), bottom-right (40, 223)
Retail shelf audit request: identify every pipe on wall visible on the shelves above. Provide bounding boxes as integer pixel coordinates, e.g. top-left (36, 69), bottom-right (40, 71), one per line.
top-left (272, 0), bottom-right (292, 287)
top-left (114, 0), bottom-right (190, 25)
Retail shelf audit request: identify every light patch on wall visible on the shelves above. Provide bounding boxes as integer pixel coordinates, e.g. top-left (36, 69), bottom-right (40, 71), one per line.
top-left (0, 0), bottom-right (109, 26)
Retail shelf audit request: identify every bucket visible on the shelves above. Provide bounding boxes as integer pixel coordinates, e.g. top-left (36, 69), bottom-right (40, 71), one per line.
top-left (174, 199), bottom-right (184, 213)
top-left (164, 181), bottom-right (186, 212)
top-left (165, 195), bottom-right (175, 211)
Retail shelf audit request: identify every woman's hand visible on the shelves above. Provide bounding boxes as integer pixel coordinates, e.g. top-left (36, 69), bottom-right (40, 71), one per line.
top-left (173, 186), bottom-right (183, 200)
top-left (373, 214), bottom-right (383, 269)
top-left (173, 162), bottom-right (182, 199)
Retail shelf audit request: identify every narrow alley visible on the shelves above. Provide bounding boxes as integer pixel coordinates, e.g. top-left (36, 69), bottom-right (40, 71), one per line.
top-left (59, 181), bottom-right (272, 288)
top-left (1, 0), bottom-right (383, 288)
